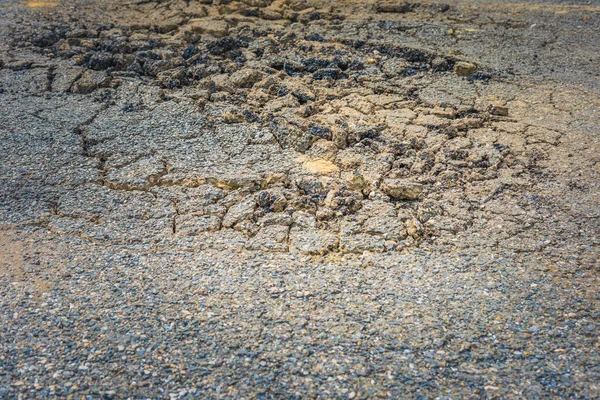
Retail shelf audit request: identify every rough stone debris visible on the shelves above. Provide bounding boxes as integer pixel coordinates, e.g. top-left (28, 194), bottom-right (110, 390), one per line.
top-left (0, 0), bottom-right (599, 398)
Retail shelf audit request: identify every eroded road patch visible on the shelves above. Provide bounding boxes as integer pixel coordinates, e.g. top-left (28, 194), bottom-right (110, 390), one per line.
top-left (0, 0), bottom-right (598, 398)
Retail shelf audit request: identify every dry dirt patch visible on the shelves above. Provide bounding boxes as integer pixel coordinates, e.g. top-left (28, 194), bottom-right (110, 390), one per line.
top-left (0, 226), bottom-right (52, 296)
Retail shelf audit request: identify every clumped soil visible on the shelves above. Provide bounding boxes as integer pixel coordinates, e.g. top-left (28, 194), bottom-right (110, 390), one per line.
top-left (0, 0), bottom-right (598, 398)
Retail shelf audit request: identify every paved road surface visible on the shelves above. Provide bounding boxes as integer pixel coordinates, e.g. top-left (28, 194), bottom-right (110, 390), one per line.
top-left (0, 0), bottom-right (598, 398)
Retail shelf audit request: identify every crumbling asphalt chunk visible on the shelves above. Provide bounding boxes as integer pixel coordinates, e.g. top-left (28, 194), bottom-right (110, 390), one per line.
top-left (1, 0), bottom-right (599, 398)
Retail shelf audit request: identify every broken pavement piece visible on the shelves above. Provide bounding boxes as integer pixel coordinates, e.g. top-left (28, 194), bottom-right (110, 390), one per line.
top-left (453, 61), bottom-right (478, 77)
top-left (289, 228), bottom-right (338, 255)
top-left (189, 19), bottom-right (229, 37)
top-left (381, 179), bottom-right (424, 200)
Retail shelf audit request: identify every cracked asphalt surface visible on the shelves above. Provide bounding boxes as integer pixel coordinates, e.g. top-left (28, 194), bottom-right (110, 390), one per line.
top-left (0, 0), bottom-right (599, 398)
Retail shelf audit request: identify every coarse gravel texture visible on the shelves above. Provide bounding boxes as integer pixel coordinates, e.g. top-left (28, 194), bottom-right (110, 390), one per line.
top-left (0, 0), bottom-right (599, 398)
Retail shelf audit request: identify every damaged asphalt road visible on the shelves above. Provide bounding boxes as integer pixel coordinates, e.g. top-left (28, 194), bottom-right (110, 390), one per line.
top-left (0, 0), bottom-right (598, 398)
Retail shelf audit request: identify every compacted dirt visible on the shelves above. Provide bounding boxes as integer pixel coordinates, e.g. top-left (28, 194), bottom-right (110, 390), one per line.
top-left (0, 0), bottom-right (598, 398)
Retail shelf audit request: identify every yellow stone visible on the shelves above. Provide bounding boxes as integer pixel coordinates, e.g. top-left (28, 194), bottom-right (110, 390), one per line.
top-left (300, 158), bottom-right (339, 174)
top-left (26, 1), bottom-right (58, 7)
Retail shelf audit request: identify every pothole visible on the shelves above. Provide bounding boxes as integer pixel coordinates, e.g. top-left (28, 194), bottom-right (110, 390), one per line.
top-left (2, 0), bottom-right (596, 258)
